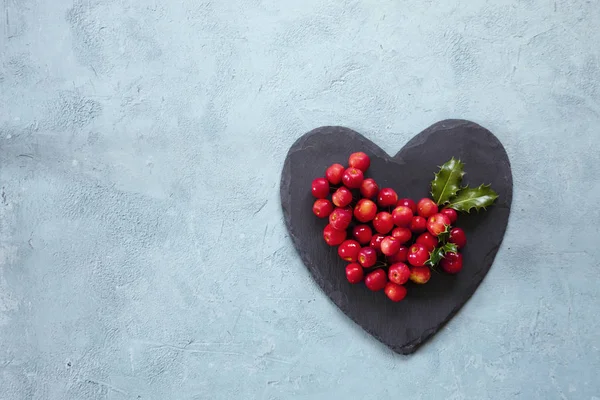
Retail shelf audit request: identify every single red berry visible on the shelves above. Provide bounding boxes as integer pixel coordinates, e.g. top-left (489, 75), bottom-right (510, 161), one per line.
top-left (311, 178), bottom-right (329, 199)
top-left (384, 282), bottom-right (407, 302)
top-left (323, 224), bottom-right (346, 246)
top-left (410, 216), bottom-right (427, 233)
top-left (332, 187), bottom-right (353, 208)
top-left (360, 178), bottom-right (379, 199)
top-left (338, 240), bottom-right (361, 262)
top-left (397, 198), bottom-right (417, 214)
top-left (441, 208), bottom-right (458, 224)
top-left (369, 234), bottom-right (386, 253)
top-left (440, 251), bottom-right (463, 274)
top-left (342, 167), bottom-right (364, 189)
top-left (391, 227), bottom-right (412, 244)
top-left (329, 207), bottom-right (353, 230)
top-left (348, 152), bottom-right (371, 171)
top-left (387, 245), bottom-right (408, 263)
top-left (449, 227), bottom-right (467, 249)
top-left (388, 262), bottom-right (411, 285)
top-left (312, 199), bottom-right (334, 218)
top-left (416, 232), bottom-right (439, 252)
top-left (325, 163), bottom-right (345, 185)
top-left (373, 211), bottom-right (394, 234)
top-left (380, 236), bottom-right (401, 256)
top-left (365, 269), bottom-right (388, 291)
top-left (427, 213), bottom-right (451, 237)
top-left (354, 199), bottom-right (378, 223)
top-left (392, 205), bottom-right (413, 227)
top-left (417, 198), bottom-right (438, 218)
top-left (377, 188), bottom-right (398, 208)
top-left (410, 266), bottom-right (431, 284)
top-left (352, 224), bottom-right (373, 245)
top-left (345, 263), bottom-right (364, 284)
top-left (407, 243), bottom-right (429, 267)
top-left (357, 247), bottom-right (377, 268)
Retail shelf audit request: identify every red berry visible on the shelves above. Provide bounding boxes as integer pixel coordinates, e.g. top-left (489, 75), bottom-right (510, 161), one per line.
top-left (380, 236), bottom-right (401, 256)
top-left (384, 282), bottom-right (407, 302)
top-left (357, 247), bottom-right (377, 268)
top-left (377, 188), bottom-right (398, 208)
top-left (427, 213), bottom-right (451, 237)
top-left (387, 245), bottom-right (408, 263)
top-left (391, 227), bottom-right (412, 244)
top-left (360, 178), bottom-right (379, 199)
top-left (410, 216), bottom-right (427, 233)
top-left (332, 187), bottom-right (353, 208)
top-left (352, 224), bottom-right (373, 245)
top-left (345, 263), bottom-right (364, 283)
top-left (348, 152), bottom-right (371, 171)
top-left (407, 243), bottom-right (429, 267)
top-left (416, 232), bottom-right (439, 252)
top-left (392, 205), bottom-right (413, 227)
top-left (354, 199), bottom-right (378, 223)
top-left (417, 198), bottom-right (438, 218)
top-left (311, 178), bottom-right (329, 199)
top-left (323, 224), bottom-right (346, 246)
top-left (338, 240), bottom-right (361, 262)
top-left (365, 269), bottom-right (387, 291)
top-left (449, 227), bottom-right (467, 249)
top-left (329, 207), bottom-right (353, 230)
top-left (397, 198), bottom-right (417, 214)
top-left (326, 163), bottom-right (345, 185)
top-left (410, 266), bottom-right (431, 284)
top-left (441, 208), bottom-right (458, 224)
top-left (342, 167), bottom-right (364, 189)
top-left (312, 199), bottom-right (334, 218)
top-left (440, 252), bottom-right (463, 274)
top-left (373, 212), bottom-right (394, 234)
top-left (388, 262), bottom-right (411, 285)
top-left (369, 234), bottom-right (386, 253)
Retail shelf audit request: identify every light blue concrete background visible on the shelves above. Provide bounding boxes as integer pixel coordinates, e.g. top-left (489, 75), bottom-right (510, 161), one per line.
top-left (1, 0), bottom-right (599, 399)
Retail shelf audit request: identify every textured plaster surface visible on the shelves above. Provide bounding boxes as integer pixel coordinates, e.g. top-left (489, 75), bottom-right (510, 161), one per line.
top-left (1, 1), bottom-right (599, 399)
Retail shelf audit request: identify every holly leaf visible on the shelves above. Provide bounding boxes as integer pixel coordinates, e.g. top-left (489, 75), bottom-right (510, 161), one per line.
top-left (426, 247), bottom-right (445, 267)
top-left (447, 184), bottom-right (498, 213)
top-left (430, 157), bottom-right (465, 205)
top-left (442, 242), bottom-right (458, 254)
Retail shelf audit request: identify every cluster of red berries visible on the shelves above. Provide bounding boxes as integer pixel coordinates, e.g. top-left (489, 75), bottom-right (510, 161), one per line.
top-left (311, 152), bottom-right (467, 302)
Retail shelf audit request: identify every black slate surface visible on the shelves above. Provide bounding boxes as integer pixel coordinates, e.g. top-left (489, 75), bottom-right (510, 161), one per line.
top-left (280, 119), bottom-right (513, 355)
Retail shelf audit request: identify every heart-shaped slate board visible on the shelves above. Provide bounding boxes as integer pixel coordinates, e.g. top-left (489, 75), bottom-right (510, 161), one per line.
top-left (280, 119), bottom-right (513, 354)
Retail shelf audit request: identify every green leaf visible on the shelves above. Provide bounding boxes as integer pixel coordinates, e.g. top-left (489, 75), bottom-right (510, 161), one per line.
top-left (426, 247), bottom-right (445, 267)
top-left (447, 184), bottom-right (499, 213)
top-left (442, 242), bottom-right (458, 254)
top-left (430, 158), bottom-right (465, 205)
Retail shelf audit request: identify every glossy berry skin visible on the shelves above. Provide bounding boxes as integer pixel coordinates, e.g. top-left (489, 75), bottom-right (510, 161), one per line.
top-left (392, 206), bottom-right (413, 227)
top-left (360, 178), bottom-right (379, 199)
top-left (441, 208), bottom-right (458, 224)
top-left (387, 245), bottom-right (408, 263)
top-left (354, 199), bottom-right (378, 223)
top-left (323, 224), bottom-right (346, 246)
top-left (417, 198), bottom-right (439, 218)
top-left (325, 163), bottom-right (345, 185)
top-left (345, 263), bottom-right (364, 284)
top-left (369, 234), bottom-right (386, 253)
top-left (416, 232), bottom-right (439, 252)
top-left (407, 243), bottom-right (429, 267)
top-left (332, 187), bottom-right (353, 208)
top-left (385, 282), bottom-right (407, 302)
top-left (373, 212), bottom-right (394, 234)
top-left (427, 213), bottom-right (451, 237)
top-left (410, 216), bottom-right (427, 233)
top-left (388, 262), bottom-right (411, 285)
top-left (342, 167), bottom-right (364, 189)
top-left (365, 269), bottom-right (388, 291)
top-left (357, 247), bottom-right (377, 268)
top-left (352, 224), bottom-right (373, 245)
top-left (348, 152), bottom-right (371, 171)
top-left (338, 240), bottom-right (361, 262)
top-left (380, 236), bottom-right (401, 256)
top-left (449, 227), bottom-right (467, 249)
top-left (312, 199), bottom-right (334, 218)
top-left (329, 207), bottom-right (353, 230)
top-left (440, 252), bottom-right (463, 274)
top-left (311, 178), bottom-right (329, 199)
top-left (391, 227), bottom-right (412, 244)
top-left (410, 266), bottom-right (431, 284)
top-left (397, 198), bottom-right (417, 214)
top-left (377, 188), bottom-right (398, 208)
